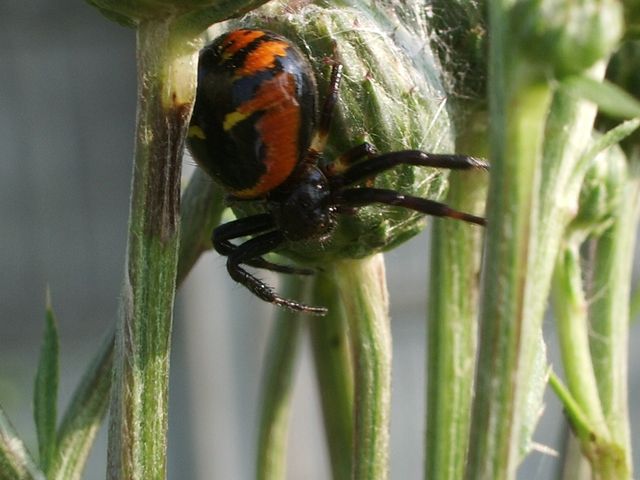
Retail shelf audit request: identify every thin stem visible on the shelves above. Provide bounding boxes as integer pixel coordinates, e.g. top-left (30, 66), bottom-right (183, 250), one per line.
top-left (53, 169), bottom-right (223, 480)
top-left (256, 278), bottom-right (304, 480)
top-left (551, 242), bottom-right (609, 439)
top-left (585, 167), bottom-right (640, 477)
top-left (333, 255), bottom-right (390, 480)
top-left (425, 125), bottom-right (487, 480)
top-left (309, 269), bottom-right (353, 480)
top-left (107, 19), bottom-right (201, 480)
top-left (466, 74), bottom-right (552, 478)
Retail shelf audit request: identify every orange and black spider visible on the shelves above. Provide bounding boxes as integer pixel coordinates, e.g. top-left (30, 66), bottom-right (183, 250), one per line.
top-left (187, 29), bottom-right (487, 315)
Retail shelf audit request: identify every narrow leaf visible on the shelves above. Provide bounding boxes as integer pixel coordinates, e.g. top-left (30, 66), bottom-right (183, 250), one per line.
top-left (564, 76), bottom-right (640, 119)
top-left (0, 405), bottom-right (45, 480)
top-left (33, 292), bottom-right (59, 474)
top-left (51, 332), bottom-right (113, 480)
top-left (579, 119), bottom-right (640, 169)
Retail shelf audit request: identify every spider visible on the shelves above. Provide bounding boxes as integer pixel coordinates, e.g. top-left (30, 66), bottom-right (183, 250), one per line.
top-left (187, 29), bottom-right (487, 315)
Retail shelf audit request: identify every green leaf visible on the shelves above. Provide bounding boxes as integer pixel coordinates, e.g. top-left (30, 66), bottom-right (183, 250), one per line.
top-left (564, 76), bottom-right (640, 119)
top-left (33, 292), bottom-right (59, 474)
top-left (581, 119), bottom-right (640, 167)
top-left (0, 406), bottom-right (44, 480)
top-left (51, 333), bottom-right (113, 480)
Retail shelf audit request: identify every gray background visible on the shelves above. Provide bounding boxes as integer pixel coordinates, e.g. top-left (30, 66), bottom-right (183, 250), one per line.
top-left (1, 2), bottom-right (638, 479)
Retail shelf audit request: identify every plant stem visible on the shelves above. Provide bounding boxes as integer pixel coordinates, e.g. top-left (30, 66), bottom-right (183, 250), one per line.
top-left (53, 169), bottom-right (222, 479)
top-left (425, 126), bottom-right (487, 479)
top-left (552, 242), bottom-right (608, 438)
top-left (309, 269), bottom-right (353, 480)
top-left (256, 278), bottom-right (304, 480)
top-left (333, 255), bottom-right (390, 480)
top-left (466, 72), bottom-right (552, 478)
top-left (585, 165), bottom-right (640, 477)
top-left (107, 19), bottom-right (200, 480)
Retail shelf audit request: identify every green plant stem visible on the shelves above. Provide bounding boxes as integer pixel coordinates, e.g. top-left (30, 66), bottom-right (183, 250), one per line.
top-left (466, 0), bottom-right (614, 476)
top-left (585, 169), bottom-right (640, 477)
top-left (333, 255), bottom-right (390, 480)
top-left (107, 20), bottom-right (201, 480)
top-left (466, 72), bottom-right (552, 478)
top-left (309, 269), bottom-right (353, 480)
top-left (425, 127), bottom-right (487, 480)
top-left (52, 170), bottom-right (222, 480)
top-left (552, 242), bottom-right (609, 438)
top-left (560, 429), bottom-right (592, 480)
top-left (256, 278), bottom-right (305, 480)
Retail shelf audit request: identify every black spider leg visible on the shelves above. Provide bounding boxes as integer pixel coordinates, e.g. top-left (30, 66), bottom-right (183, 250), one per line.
top-left (334, 150), bottom-right (489, 186)
top-left (329, 149), bottom-right (488, 225)
top-left (325, 142), bottom-right (379, 176)
top-left (226, 230), bottom-right (328, 315)
top-left (213, 214), bottom-right (314, 275)
top-left (335, 188), bottom-right (486, 226)
top-left (308, 61), bottom-right (343, 155)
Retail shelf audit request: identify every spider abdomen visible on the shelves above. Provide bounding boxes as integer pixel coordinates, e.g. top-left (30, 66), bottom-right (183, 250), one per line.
top-left (188, 29), bottom-right (317, 199)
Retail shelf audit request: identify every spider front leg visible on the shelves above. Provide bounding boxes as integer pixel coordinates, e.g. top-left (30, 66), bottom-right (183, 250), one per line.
top-left (333, 150), bottom-right (489, 187)
top-left (335, 187), bottom-right (486, 226)
top-left (213, 214), bottom-right (314, 275)
top-left (226, 230), bottom-right (328, 315)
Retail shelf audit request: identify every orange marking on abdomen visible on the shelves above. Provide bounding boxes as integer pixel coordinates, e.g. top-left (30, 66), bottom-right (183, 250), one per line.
top-left (233, 72), bottom-right (301, 198)
top-left (222, 29), bottom-right (265, 57)
top-left (238, 40), bottom-right (289, 76)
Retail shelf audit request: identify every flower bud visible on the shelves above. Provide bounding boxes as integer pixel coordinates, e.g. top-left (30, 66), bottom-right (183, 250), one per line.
top-left (570, 140), bottom-right (627, 236)
top-left (512, 0), bottom-right (624, 77)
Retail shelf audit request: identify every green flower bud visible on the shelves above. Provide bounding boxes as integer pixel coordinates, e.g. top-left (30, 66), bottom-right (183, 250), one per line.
top-left (226, 2), bottom-right (455, 262)
top-left (570, 139), bottom-right (627, 236)
top-left (512, 0), bottom-right (624, 77)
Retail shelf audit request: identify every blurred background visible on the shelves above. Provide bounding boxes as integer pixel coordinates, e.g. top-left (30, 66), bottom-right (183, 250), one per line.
top-left (1, 2), bottom-right (639, 479)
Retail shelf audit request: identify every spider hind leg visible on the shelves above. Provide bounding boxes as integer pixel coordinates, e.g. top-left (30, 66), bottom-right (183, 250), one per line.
top-left (226, 230), bottom-right (328, 315)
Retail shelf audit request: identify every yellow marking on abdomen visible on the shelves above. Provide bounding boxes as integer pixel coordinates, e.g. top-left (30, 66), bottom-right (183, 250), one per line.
top-left (223, 111), bottom-right (250, 131)
top-left (188, 125), bottom-right (206, 139)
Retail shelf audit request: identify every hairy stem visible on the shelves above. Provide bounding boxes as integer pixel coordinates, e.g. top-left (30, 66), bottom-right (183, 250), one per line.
top-left (106, 20), bottom-right (200, 480)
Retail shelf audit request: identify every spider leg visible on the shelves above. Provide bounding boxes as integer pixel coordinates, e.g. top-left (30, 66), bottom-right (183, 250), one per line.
top-left (227, 230), bottom-right (328, 315)
top-left (308, 62), bottom-right (343, 155)
top-left (213, 214), bottom-right (314, 275)
top-left (335, 187), bottom-right (486, 226)
top-left (335, 150), bottom-right (489, 186)
top-left (324, 142), bottom-right (378, 176)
